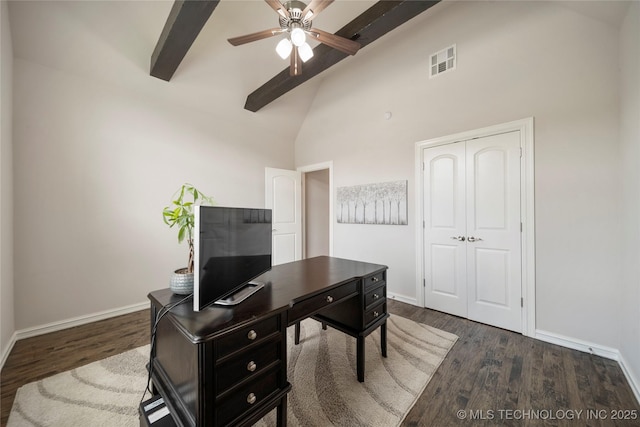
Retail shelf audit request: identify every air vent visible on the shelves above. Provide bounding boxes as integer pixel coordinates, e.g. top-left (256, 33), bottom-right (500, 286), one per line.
top-left (430, 45), bottom-right (456, 78)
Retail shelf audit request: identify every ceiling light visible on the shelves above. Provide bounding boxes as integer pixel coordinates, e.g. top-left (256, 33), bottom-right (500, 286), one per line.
top-left (298, 42), bottom-right (313, 62)
top-left (276, 38), bottom-right (293, 59)
top-left (290, 27), bottom-right (306, 47)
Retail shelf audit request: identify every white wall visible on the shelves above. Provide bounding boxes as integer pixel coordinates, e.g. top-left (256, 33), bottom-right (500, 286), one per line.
top-left (0, 0), bottom-right (15, 363)
top-left (619, 2), bottom-right (640, 399)
top-left (295, 1), bottom-right (623, 349)
top-left (9, 1), bottom-right (301, 331)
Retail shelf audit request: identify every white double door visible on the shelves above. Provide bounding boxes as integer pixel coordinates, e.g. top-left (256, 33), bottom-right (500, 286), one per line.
top-left (423, 131), bottom-right (522, 332)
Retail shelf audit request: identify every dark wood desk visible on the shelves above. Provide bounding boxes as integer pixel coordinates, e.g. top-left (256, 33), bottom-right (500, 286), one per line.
top-left (147, 256), bottom-right (388, 427)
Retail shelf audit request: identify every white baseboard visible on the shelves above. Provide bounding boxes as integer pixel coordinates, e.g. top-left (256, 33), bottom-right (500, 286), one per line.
top-left (15, 301), bottom-right (149, 341)
top-left (536, 329), bottom-right (640, 405)
top-left (618, 352), bottom-right (640, 406)
top-left (0, 331), bottom-right (18, 371)
top-left (535, 329), bottom-right (620, 360)
top-left (1, 302), bottom-right (147, 371)
top-left (387, 292), bottom-right (418, 306)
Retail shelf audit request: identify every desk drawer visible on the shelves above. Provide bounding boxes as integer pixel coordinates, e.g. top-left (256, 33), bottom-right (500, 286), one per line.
top-left (364, 301), bottom-right (387, 327)
top-left (216, 370), bottom-right (280, 426)
top-left (289, 280), bottom-right (358, 324)
top-left (364, 271), bottom-right (385, 289)
top-left (364, 283), bottom-right (386, 310)
top-left (216, 340), bottom-right (281, 393)
top-left (216, 315), bottom-right (280, 359)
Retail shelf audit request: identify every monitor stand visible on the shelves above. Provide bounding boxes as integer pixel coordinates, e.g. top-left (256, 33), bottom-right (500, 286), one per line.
top-left (213, 282), bottom-right (265, 306)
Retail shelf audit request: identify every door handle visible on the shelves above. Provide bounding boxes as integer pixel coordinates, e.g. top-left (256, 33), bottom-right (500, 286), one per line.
top-left (467, 236), bottom-right (483, 242)
top-left (450, 236), bottom-right (465, 241)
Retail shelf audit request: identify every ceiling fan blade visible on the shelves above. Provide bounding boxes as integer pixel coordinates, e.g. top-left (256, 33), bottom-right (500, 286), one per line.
top-left (307, 28), bottom-right (361, 56)
top-left (228, 28), bottom-right (284, 46)
top-left (302, 0), bottom-right (334, 21)
top-left (265, 0), bottom-right (290, 19)
top-left (290, 46), bottom-right (302, 76)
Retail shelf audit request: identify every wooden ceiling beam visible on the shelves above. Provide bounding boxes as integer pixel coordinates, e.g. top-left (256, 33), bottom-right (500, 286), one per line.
top-left (244, 0), bottom-right (441, 112)
top-left (150, 0), bottom-right (221, 81)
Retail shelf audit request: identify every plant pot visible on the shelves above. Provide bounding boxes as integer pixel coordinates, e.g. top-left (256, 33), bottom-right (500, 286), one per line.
top-left (170, 268), bottom-right (194, 295)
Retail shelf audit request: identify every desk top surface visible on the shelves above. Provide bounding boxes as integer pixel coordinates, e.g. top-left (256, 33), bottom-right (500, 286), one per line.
top-left (148, 256), bottom-right (387, 342)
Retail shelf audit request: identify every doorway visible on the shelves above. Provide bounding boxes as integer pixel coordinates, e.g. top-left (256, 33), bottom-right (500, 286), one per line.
top-left (299, 161), bottom-right (333, 259)
top-left (303, 169), bottom-right (330, 258)
top-left (265, 162), bottom-right (333, 265)
top-left (415, 118), bottom-right (535, 336)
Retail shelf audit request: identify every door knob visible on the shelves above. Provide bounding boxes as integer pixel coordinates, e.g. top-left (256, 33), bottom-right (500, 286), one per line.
top-left (467, 236), bottom-right (483, 242)
top-left (450, 236), bottom-right (465, 241)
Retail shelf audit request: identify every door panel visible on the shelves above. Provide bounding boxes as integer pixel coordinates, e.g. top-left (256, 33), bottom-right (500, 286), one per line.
top-left (423, 143), bottom-right (467, 317)
top-left (474, 248), bottom-right (509, 306)
top-left (474, 148), bottom-right (507, 229)
top-left (273, 176), bottom-right (296, 223)
top-left (431, 156), bottom-right (458, 228)
top-left (431, 244), bottom-right (460, 296)
top-left (265, 168), bottom-right (302, 266)
top-left (272, 234), bottom-right (296, 266)
top-left (466, 132), bottom-right (522, 332)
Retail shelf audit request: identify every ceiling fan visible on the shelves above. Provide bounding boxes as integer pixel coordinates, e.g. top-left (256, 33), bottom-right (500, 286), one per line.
top-left (227, 0), bottom-right (361, 76)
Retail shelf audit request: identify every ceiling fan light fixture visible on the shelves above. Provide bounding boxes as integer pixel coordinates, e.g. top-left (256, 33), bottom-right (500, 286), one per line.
top-left (228, 0), bottom-right (361, 79)
top-left (298, 42), bottom-right (313, 62)
top-left (276, 38), bottom-right (293, 59)
top-left (290, 27), bottom-right (306, 47)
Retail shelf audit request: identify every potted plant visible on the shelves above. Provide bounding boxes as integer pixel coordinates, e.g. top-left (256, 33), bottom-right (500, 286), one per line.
top-left (162, 183), bottom-right (215, 294)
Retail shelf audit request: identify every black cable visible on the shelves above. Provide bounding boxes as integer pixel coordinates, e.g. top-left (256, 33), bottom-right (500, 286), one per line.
top-left (141, 293), bottom-right (193, 404)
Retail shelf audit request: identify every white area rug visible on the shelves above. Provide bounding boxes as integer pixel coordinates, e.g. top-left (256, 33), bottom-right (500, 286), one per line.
top-left (8, 315), bottom-right (457, 427)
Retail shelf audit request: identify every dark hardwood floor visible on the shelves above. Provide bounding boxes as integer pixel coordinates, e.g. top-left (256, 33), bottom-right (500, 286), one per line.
top-left (389, 300), bottom-right (640, 427)
top-left (0, 309), bottom-right (150, 427)
top-left (1, 300), bottom-right (638, 426)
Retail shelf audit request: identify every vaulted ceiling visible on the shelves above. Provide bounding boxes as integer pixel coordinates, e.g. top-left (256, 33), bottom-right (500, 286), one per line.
top-left (8, 0), bottom-right (630, 122)
top-left (150, 0), bottom-right (441, 112)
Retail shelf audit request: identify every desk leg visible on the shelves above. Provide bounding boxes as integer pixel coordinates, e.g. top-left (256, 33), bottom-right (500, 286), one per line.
top-left (381, 320), bottom-right (387, 358)
top-left (277, 395), bottom-right (287, 427)
top-left (357, 336), bottom-right (365, 382)
top-left (295, 322), bottom-right (300, 345)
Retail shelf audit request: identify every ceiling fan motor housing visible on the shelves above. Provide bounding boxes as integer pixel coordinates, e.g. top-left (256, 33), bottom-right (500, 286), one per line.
top-left (280, 1), bottom-right (312, 31)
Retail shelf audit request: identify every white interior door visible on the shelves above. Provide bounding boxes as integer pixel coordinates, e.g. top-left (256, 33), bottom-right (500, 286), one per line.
top-left (423, 131), bottom-right (522, 332)
top-left (465, 132), bottom-right (522, 332)
top-left (423, 143), bottom-right (467, 317)
top-left (265, 167), bottom-right (302, 266)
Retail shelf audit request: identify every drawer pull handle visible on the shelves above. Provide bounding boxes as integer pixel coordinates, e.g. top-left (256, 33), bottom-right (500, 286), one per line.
top-left (371, 277), bottom-right (379, 283)
top-left (247, 330), bottom-right (257, 340)
top-left (247, 393), bottom-right (257, 404)
top-left (326, 295), bottom-right (333, 303)
top-left (373, 293), bottom-right (380, 300)
top-left (373, 311), bottom-right (380, 318)
top-left (247, 361), bottom-right (257, 372)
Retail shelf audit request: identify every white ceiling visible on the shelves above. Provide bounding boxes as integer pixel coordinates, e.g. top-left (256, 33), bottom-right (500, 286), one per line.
top-left (7, 0), bottom-right (632, 114)
top-left (153, 0), bottom-right (381, 87)
top-left (558, 0), bottom-right (631, 27)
